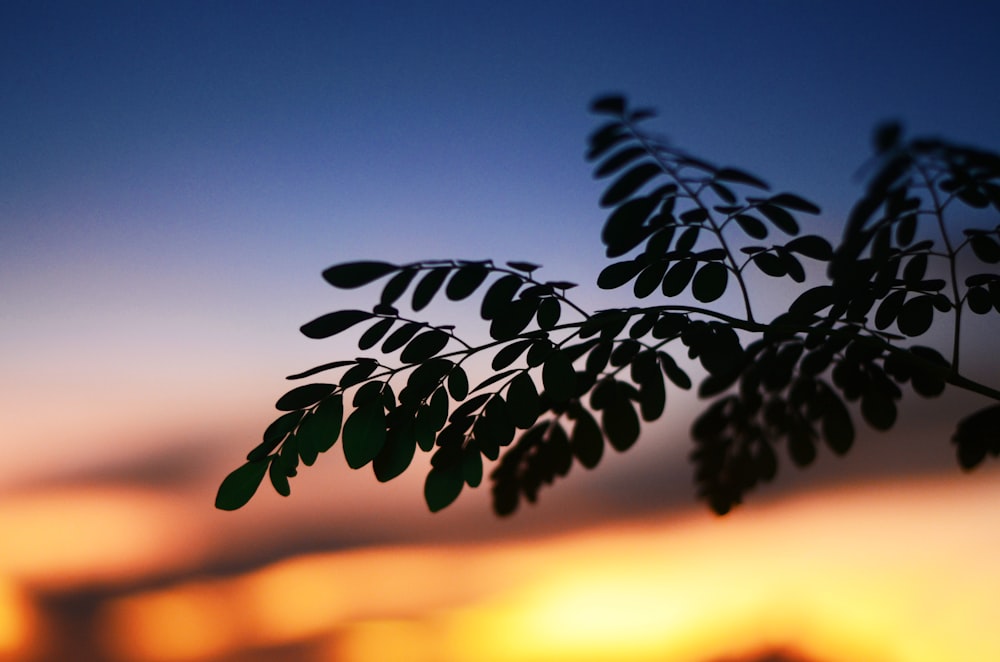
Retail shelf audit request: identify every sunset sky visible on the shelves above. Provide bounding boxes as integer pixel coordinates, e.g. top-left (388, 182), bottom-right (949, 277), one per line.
top-left (3, 2), bottom-right (1000, 661)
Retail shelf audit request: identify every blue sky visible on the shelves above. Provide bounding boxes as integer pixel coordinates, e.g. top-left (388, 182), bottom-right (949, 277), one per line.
top-left (2, 0), bottom-right (1000, 490)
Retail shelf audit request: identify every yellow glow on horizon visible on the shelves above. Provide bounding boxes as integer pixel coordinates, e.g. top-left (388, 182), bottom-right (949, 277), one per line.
top-left (99, 472), bottom-right (1000, 662)
top-left (0, 487), bottom-right (204, 589)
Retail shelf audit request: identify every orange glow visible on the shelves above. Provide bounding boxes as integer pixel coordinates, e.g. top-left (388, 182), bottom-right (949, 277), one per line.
top-left (97, 472), bottom-right (1000, 662)
top-left (323, 618), bottom-right (440, 662)
top-left (0, 487), bottom-right (206, 589)
top-left (102, 580), bottom-right (244, 662)
top-left (0, 578), bottom-right (36, 662)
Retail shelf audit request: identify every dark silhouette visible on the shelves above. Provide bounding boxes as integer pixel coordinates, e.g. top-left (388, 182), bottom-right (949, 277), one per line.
top-left (218, 95), bottom-right (1000, 516)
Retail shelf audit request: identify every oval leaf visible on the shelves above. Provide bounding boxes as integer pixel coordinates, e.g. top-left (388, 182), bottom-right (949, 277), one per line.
top-left (543, 350), bottom-right (577, 403)
top-left (424, 464), bottom-right (464, 512)
top-left (342, 402), bottom-right (387, 469)
top-left (400, 329), bottom-right (450, 363)
top-left (692, 262), bottom-right (728, 303)
top-left (446, 265), bottom-right (490, 301)
top-left (600, 162), bottom-right (661, 207)
top-left (412, 267), bottom-right (449, 311)
top-left (300, 310), bottom-right (373, 339)
top-left (215, 460), bottom-right (269, 510)
top-left (275, 383), bottom-right (336, 412)
top-left (507, 372), bottom-right (540, 429)
top-left (322, 261), bottom-right (397, 289)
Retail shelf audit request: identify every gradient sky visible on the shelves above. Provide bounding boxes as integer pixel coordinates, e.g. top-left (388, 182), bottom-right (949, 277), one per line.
top-left (5, 0), bottom-right (1000, 484)
top-left (2, 2), bottom-right (1000, 660)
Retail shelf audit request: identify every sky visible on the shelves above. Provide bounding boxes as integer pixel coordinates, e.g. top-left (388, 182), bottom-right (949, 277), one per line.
top-left (2, 1), bottom-right (1000, 661)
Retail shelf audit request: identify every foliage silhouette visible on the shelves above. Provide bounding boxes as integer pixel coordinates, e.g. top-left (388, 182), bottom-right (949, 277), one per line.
top-left (218, 95), bottom-right (1000, 516)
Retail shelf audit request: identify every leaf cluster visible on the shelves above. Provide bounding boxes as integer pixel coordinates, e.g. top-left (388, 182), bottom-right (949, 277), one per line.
top-left (218, 96), bottom-right (1000, 517)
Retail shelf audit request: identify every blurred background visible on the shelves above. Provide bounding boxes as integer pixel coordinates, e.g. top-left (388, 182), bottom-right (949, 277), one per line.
top-left (3, 2), bottom-right (1000, 660)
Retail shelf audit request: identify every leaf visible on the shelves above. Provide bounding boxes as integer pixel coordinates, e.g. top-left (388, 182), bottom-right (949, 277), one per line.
top-left (875, 290), bottom-right (906, 330)
top-left (735, 214), bottom-right (768, 240)
top-left (507, 261), bottom-right (540, 273)
top-left (953, 404), bottom-right (1000, 469)
top-left (506, 372), bottom-right (540, 429)
top-left (753, 252), bottom-right (786, 277)
top-left (412, 267), bottom-right (449, 311)
top-left (821, 387), bottom-right (854, 454)
top-left (269, 456), bottom-right (291, 496)
top-left (602, 387), bottom-right (640, 451)
top-left (489, 298), bottom-right (538, 340)
top-left (322, 261), bottom-right (397, 288)
top-left (967, 286), bottom-right (993, 314)
top-left (446, 264), bottom-right (490, 300)
top-left (358, 317), bottom-right (395, 350)
top-left (381, 321), bottom-right (422, 353)
top-left (788, 430), bottom-right (816, 467)
top-left (275, 383), bottom-right (336, 411)
top-left (633, 261), bottom-right (669, 298)
top-left (603, 196), bottom-right (659, 257)
top-left (777, 249), bottom-right (806, 282)
top-left (588, 120), bottom-right (626, 156)
top-left (449, 393), bottom-right (491, 423)
top-left (340, 361), bottom-right (377, 387)
top-left (636, 364), bottom-right (666, 421)
top-left (216, 459), bottom-right (269, 510)
top-left (300, 310), bottom-right (373, 339)
top-left (709, 182), bottom-right (736, 204)
top-left (591, 94), bottom-right (626, 115)
top-left (424, 386), bottom-right (450, 431)
top-left (373, 420), bottom-right (417, 482)
top-left (861, 390), bottom-right (896, 431)
top-left (595, 146), bottom-right (646, 177)
top-left (342, 402), bottom-right (387, 469)
top-left (897, 295), bottom-right (934, 337)
top-left (597, 260), bottom-right (643, 289)
top-left (600, 162), bottom-right (661, 207)
top-left (526, 338), bottom-right (553, 367)
top-left (691, 262), bottom-right (728, 303)
top-left (873, 122), bottom-right (902, 153)
top-left (662, 259), bottom-right (697, 296)
top-left (248, 410), bottom-right (305, 461)
top-left (658, 352), bottom-right (692, 389)
top-left (785, 235), bottom-right (833, 260)
top-left (481, 274), bottom-right (523, 319)
top-left (543, 351), bottom-right (577, 402)
top-left (715, 167), bottom-right (770, 190)
top-left (462, 445), bottom-right (484, 487)
top-left (296, 394), bottom-right (344, 454)
top-left (483, 395), bottom-right (515, 448)
top-left (447, 366), bottom-right (469, 401)
top-left (970, 235), bottom-right (1000, 263)
top-left (903, 253), bottom-right (927, 283)
top-left (680, 208), bottom-right (709, 224)
top-left (569, 406), bottom-right (603, 469)
top-left (675, 226), bottom-right (699, 252)
top-left (400, 330), bottom-right (450, 363)
top-left (424, 463), bottom-right (463, 512)
top-left (789, 285), bottom-right (836, 315)
top-left (492, 339), bottom-right (533, 371)
top-left (758, 203), bottom-right (800, 235)
top-left (537, 297), bottom-right (562, 330)
top-left (769, 193), bottom-right (821, 215)
top-left (280, 433), bottom-right (301, 474)
top-left (896, 214), bottom-right (917, 246)
top-left (380, 268), bottom-right (418, 305)
top-left (286, 360), bottom-right (355, 380)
